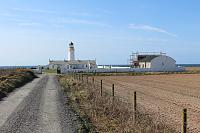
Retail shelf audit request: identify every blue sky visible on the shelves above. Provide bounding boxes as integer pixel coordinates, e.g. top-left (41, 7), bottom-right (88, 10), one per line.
top-left (0, 0), bottom-right (200, 65)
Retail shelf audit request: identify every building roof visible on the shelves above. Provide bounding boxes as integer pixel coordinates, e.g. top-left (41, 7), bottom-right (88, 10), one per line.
top-left (49, 60), bottom-right (66, 65)
top-left (66, 60), bottom-right (96, 65)
top-left (138, 55), bottom-right (159, 62)
top-left (49, 60), bottom-right (96, 65)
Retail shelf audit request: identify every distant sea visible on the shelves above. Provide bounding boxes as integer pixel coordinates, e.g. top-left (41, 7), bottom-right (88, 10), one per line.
top-left (177, 64), bottom-right (200, 67)
top-left (0, 64), bottom-right (200, 70)
top-left (0, 66), bottom-right (37, 69)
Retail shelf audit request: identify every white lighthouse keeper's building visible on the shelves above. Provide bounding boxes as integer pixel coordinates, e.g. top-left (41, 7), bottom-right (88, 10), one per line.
top-left (48, 42), bottom-right (97, 70)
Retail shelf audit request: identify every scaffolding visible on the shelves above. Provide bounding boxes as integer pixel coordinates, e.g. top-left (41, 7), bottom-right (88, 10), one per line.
top-left (129, 52), bottom-right (166, 68)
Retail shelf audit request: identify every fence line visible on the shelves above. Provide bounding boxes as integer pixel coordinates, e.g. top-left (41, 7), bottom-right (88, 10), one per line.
top-left (73, 74), bottom-right (190, 133)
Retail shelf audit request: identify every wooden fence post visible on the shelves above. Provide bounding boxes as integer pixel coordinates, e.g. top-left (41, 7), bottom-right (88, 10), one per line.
top-left (134, 91), bottom-right (137, 112)
top-left (81, 74), bottom-right (83, 82)
top-left (78, 74), bottom-right (80, 81)
top-left (87, 74), bottom-right (88, 83)
top-left (92, 77), bottom-right (94, 84)
top-left (134, 91), bottom-right (137, 123)
top-left (100, 80), bottom-right (103, 96)
top-left (182, 108), bottom-right (187, 133)
top-left (112, 84), bottom-right (115, 97)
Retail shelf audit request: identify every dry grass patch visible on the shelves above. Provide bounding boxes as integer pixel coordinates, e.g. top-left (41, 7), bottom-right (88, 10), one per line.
top-left (0, 69), bottom-right (37, 99)
top-left (58, 75), bottom-right (176, 133)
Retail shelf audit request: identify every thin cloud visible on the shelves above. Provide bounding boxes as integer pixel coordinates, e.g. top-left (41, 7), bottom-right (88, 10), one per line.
top-left (13, 8), bottom-right (57, 14)
top-left (0, 12), bottom-right (15, 17)
top-left (9, 8), bottom-right (109, 27)
top-left (68, 12), bottom-right (92, 17)
top-left (129, 24), bottom-right (177, 37)
top-left (58, 18), bottom-right (110, 27)
top-left (12, 8), bottom-right (92, 17)
top-left (18, 22), bottom-right (41, 26)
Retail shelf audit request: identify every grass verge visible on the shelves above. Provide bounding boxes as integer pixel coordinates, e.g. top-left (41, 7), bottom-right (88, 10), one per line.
top-left (43, 69), bottom-right (57, 73)
top-left (0, 69), bottom-right (37, 100)
top-left (58, 75), bottom-right (177, 133)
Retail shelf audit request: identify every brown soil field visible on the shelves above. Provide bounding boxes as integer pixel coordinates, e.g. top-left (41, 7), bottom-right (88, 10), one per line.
top-left (185, 67), bottom-right (200, 72)
top-left (93, 74), bottom-right (200, 132)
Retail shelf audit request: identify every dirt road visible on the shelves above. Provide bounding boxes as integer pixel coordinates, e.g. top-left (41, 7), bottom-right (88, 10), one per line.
top-left (0, 75), bottom-right (80, 133)
top-left (94, 74), bottom-right (200, 132)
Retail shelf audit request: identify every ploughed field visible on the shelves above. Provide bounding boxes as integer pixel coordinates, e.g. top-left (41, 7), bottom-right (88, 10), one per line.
top-left (94, 74), bottom-right (200, 132)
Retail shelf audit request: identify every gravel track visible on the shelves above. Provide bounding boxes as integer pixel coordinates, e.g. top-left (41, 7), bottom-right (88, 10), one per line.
top-left (0, 75), bottom-right (80, 133)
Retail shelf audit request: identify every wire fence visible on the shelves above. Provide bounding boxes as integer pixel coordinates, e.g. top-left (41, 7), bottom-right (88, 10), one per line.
top-left (71, 73), bottom-right (200, 133)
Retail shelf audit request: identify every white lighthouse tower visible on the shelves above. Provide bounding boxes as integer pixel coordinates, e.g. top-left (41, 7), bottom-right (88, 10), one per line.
top-left (68, 42), bottom-right (75, 61)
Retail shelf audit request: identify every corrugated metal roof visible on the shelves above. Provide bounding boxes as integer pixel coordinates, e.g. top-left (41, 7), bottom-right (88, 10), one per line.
top-left (138, 55), bottom-right (159, 62)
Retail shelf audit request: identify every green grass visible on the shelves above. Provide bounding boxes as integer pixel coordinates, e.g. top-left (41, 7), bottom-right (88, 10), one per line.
top-left (43, 69), bottom-right (57, 73)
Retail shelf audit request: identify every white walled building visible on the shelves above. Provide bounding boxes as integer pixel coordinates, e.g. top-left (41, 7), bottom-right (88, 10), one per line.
top-left (63, 60), bottom-right (97, 69)
top-left (49, 60), bottom-right (67, 69)
top-left (48, 42), bottom-right (97, 70)
top-left (130, 52), bottom-right (177, 71)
